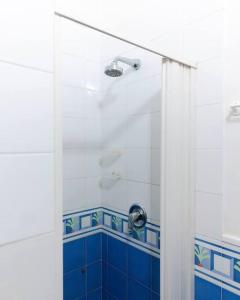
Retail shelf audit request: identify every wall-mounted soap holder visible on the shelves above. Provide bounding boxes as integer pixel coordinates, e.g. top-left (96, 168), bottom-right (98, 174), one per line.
top-left (229, 102), bottom-right (240, 117)
top-left (99, 171), bottom-right (121, 189)
top-left (99, 150), bottom-right (122, 167)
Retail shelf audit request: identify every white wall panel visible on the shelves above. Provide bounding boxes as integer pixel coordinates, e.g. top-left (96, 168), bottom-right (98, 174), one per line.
top-left (0, 0), bottom-right (53, 70)
top-left (0, 154), bottom-right (54, 245)
top-left (0, 63), bottom-right (53, 153)
top-left (0, 234), bottom-right (57, 300)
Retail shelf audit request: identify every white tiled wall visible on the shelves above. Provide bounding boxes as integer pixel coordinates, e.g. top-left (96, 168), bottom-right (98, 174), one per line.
top-left (187, 10), bottom-right (224, 242)
top-left (57, 0), bottom-right (227, 240)
top-left (60, 19), bottom-right (102, 214)
top-left (223, 0), bottom-right (240, 244)
top-left (0, 0), bottom-right (58, 299)
top-left (61, 19), bottom-right (161, 225)
top-left (0, 233), bottom-right (57, 299)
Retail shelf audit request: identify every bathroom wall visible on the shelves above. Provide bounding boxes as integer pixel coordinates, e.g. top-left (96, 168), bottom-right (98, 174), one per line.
top-left (60, 17), bottom-right (161, 225)
top-left (0, 0), bottom-right (60, 299)
top-left (60, 19), bottom-right (102, 213)
top-left (60, 16), bottom-right (161, 300)
top-left (57, 0), bottom-right (240, 299)
top-left (100, 47), bottom-right (161, 225)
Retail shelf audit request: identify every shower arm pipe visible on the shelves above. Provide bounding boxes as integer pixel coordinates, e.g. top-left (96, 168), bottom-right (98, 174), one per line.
top-left (113, 56), bottom-right (141, 69)
top-left (54, 12), bottom-right (197, 70)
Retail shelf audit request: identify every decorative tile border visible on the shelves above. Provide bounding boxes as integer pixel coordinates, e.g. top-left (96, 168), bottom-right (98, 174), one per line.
top-left (195, 237), bottom-right (240, 296)
top-left (63, 207), bottom-right (160, 252)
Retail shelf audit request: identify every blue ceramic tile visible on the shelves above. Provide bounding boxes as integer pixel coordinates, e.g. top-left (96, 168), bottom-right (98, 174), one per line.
top-left (102, 290), bottom-right (116, 300)
top-left (108, 236), bottom-right (127, 273)
top-left (195, 276), bottom-right (221, 300)
top-left (222, 289), bottom-right (240, 300)
top-left (102, 262), bottom-right (107, 290)
top-left (87, 288), bottom-right (102, 300)
top-left (106, 265), bottom-right (127, 300)
top-left (87, 262), bottom-right (102, 292)
top-left (64, 268), bottom-right (86, 300)
top-left (152, 291), bottom-right (160, 300)
top-left (64, 238), bottom-right (85, 274)
top-left (152, 256), bottom-right (160, 294)
top-left (102, 233), bottom-right (108, 263)
top-left (128, 278), bottom-right (151, 300)
top-left (86, 234), bottom-right (102, 264)
top-left (128, 244), bottom-right (151, 288)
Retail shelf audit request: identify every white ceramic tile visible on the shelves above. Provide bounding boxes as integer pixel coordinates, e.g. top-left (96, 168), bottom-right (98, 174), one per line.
top-left (0, 154), bottom-right (54, 245)
top-left (126, 149), bottom-right (151, 183)
top-left (122, 221), bottom-right (129, 234)
top-left (151, 149), bottom-right (160, 185)
top-left (151, 112), bottom-right (161, 149)
top-left (104, 214), bottom-right (112, 227)
top-left (150, 184), bottom-right (160, 223)
top-left (61, 54), bottom-right (85, 88)
top-left (84, 90), bottom-right (101, 119)
top-left (85, 150), bottom-right (101, 177)
top-left (85, 178), bottom-right (101, 207)
top-left (196, 150), bottom-right (222, 194)
top-left (85, 119), bottom-right (101, 148)
top-left (195, 192), bottom-right (222, 240)
top-left (61, 18), bottom-right (102, 62)
top-left (126, 75), bottom-right (161, 115)
top-left (0, 0), bottom-right (53, 71)
top-left (146, 229), bottom-right (158, 246)
top-left (182, 0), bottom-right (224, 24)
top-left (101, 179), bottom-right (128, 212)
top-left (0, 63), bottom-right (53, 153)
top-left (63, 149), bottom-right (86, 179)
top-left (196, 104), bottom-right (223, 149)
top-left (0, 233), bottom-right (56, 299)
top-left (126, 114), bottom-right (151, 148)
top-left (183, 11), bottom-right (223, 62)
top-left (196, 57), bottom-right (223, 106)
top-left (214, 254), bottom-right (231, 277)
top-left (81, 216), bottom-right (91, 228)
top-left (62, 55), bottom-right (102, 92)
top-left (62, 86), bottom-right (86, 118)
top-left (63, 178), bottom-right (86, 213)
top-left (63, 117), bottom-right (86, 149)
top-left (84, 59), bottom-right (102, 91)
top-left (101, 118), bottom-right (127, 148)
top-left (100, 149), bottom-right (127, 179)
top-left (100, 86), bottom-right (127, 119)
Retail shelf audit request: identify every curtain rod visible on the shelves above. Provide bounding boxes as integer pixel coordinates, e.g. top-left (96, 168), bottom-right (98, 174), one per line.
top-left (55, 12), bottom-right (197, 69)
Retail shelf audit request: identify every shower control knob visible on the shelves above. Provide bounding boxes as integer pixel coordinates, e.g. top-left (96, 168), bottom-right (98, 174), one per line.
top-left (128, 204), bottom-right (147, 228)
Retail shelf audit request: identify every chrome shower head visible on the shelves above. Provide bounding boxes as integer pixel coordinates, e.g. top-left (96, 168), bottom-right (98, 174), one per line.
top-left (104, 61), bottom-right (123, 77)
top-left (104, 56), bottom-right (141, 77)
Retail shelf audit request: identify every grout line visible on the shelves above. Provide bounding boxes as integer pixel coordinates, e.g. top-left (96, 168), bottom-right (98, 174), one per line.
top-left (195, 101), bottom-right (223, 108)
top-left (194, 147), bottom-right (223, 151)
top-left (0, 151), bottom-right (53, 156)
top-left (0, 58), bottom-right (53, 74)
top-left (195, 190), bottom-right (222, 196)
top-left (0, 230), bottom-right (55, 248)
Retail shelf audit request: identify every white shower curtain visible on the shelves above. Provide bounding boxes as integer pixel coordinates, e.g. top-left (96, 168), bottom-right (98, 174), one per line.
top-left (160, 59), bottom-right (195, 300)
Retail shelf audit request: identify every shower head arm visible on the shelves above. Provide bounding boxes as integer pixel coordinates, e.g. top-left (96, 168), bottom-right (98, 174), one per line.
top-left (113, 56), bottom-right (141, 70)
